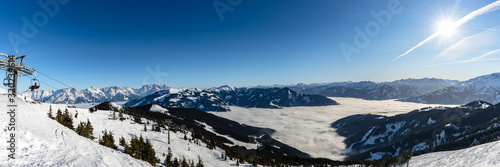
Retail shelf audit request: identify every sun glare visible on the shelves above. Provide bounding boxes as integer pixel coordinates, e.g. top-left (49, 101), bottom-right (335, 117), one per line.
top-left (437, 19), bottom-right (457, 37)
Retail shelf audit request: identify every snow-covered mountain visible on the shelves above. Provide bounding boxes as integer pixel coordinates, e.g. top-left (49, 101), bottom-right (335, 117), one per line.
top-left (20, 84), bottom-right (170, 104)
top-left (332, 100), bottom-right (500, 161)
top-left (124, 86), bottom-right (338, 111)
top-left (287, 78), bottom-right (459, 100)
top-left (403, 73), bottom-right (500, 104)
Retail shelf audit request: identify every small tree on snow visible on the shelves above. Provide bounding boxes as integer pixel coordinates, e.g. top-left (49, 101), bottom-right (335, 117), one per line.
top-left (48, 105), bottom-right (54, 119)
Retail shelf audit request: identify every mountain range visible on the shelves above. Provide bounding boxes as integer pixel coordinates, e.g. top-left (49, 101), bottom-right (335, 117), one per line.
top-left (20, 84), bottom-right (171, 104)
top-left (402, 73), bottom-right (500, 104)
top-left (287, 78), bottom-right (460, 100)
top-left (22, 72), bottom-right (500, 108)
top-left (286, 72), bottom-right (500, 105)
top-left (124, 86), bottom-right (338, 111)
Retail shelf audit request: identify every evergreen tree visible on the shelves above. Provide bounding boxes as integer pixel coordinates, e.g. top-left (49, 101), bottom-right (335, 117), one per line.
top-left (86, 119), bottom-right (94, 139)
top-left (190, 160), bottom-right (195, 167)
top-left (124, 135), bottom-right (158, 166)
top-left (62, 108), bottom-right (74, 130)
top-left (99, 129), bottom-right (118, 150)
top-left (56, 109), bottom-right (63, 123)
top-left (119, 136), bottom-right (127, 147)
top-left (181, 156), bottom-right (189, 167)
top-left (143, 138), bottom-right (158, 166)
top-left (173, 157), bottom-right (180, 167)
top-left (134, 115), bottom-right (142, 124)
top-left (75, 119), bottom-right (94, 140)
top-left (165, 147), bottom-right (173, 166)
top-left (196, 155), bottom-right (204, 167)
top-left (48, 105), bottom-right (54, 119)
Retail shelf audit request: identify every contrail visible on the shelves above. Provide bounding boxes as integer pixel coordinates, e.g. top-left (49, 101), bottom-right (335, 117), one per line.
top-left (393, 0), bottom-right (500, 61)
top-left (427, 48), bottom-right (500, 67)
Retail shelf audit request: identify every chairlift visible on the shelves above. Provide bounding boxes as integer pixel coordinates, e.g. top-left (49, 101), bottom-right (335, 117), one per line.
top-left (29, 78), bottom-right (40, 92)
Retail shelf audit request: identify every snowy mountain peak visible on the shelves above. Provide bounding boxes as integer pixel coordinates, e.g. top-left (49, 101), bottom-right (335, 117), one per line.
top-left (21, 84), bottom-right (170, 104)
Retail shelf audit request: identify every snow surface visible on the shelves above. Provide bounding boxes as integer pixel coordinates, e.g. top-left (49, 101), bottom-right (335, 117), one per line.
top-left (410, 141), bottom-right (500, 167)
top-left (150, 104), bottom-right (169, 114)
top-left (0, 95), bottom-right (252, 166)
top-left (211, 97), bottom-right (457, 160)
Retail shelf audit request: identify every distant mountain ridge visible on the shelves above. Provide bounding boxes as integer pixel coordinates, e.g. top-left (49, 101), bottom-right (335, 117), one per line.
top-left (286, 78), bottom-right (459, 100)
top-left (124, 86), bottom-right (338, 111)
top-left (21, 84), bottom-right (170, 104)
top-left (402, 73), bottom-right (500, 104)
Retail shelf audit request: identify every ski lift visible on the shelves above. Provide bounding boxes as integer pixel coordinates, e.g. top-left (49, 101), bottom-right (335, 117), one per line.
top-left (29, 78), bottom-right (40, 92)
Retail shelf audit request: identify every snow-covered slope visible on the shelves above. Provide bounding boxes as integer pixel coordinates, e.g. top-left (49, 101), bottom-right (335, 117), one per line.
top-left (403, 73), bottom-right (500, 104)
top-left (20, 84), bottom-right (170, 104)
top-left (0, 97), bottom-right (150, 166)
top-left (410, 141), bottom-right (500, 167)
top-left (0, 95), bottom-right (246, 166)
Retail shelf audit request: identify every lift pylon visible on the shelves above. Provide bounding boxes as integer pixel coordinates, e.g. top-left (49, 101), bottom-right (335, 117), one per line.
top-left (0, 53), bottom-right (37, 96)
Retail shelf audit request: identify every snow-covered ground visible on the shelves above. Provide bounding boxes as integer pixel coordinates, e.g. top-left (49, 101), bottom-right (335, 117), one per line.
top-left (0, 94), bottom-right (249, 166)
top-left (211, 97), bottom-right (457, 160)
top-left (410, 141), bottom-right (500, 167)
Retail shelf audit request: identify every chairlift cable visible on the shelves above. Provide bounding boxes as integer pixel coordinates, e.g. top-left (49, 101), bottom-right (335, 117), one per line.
top-left (36, 71), bottom-right (73, 88)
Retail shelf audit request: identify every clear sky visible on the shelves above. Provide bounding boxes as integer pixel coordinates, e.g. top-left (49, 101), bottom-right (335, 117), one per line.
top-left (0, 0), bottom-right (499, 91)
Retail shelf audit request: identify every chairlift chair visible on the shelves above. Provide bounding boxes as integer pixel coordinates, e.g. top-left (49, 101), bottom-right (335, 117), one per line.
top-left (29, 78), bottom-right (40, 91)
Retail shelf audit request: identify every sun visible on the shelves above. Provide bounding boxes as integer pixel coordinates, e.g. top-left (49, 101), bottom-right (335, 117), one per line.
top-left (436, 19), bottom-right (457, 37)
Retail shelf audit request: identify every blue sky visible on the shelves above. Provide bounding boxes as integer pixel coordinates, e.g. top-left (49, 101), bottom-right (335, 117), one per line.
top-left (1, 0), bottom-right (499, 90)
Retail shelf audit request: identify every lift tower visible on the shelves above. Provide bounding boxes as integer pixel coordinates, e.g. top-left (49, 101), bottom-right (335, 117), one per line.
top-left (0, 53), bottom-right (36, 96)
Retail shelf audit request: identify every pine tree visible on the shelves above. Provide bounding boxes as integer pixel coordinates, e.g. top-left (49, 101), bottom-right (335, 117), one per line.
top-left (165, 147), bottom-right (173, 166)
top-left (48, 105), bottom-right (54, 119)
top-left (56, 109), bottom-right (63, 123)
top-left (143, 138), bottom-right (158, 166)
top-left (119, 136), bottom-right (126, 146)
top-left (181, 156), bottom-right (189, 167)
top-left (62, 108), bottom-right (74, 130)
top-left (134, 115), bottom-right (142, 124)
top-left (124, 135), bottom-right (158, 166)
top-left (196, 155), bottom-right (204, 167)
top-left (86, 119), bottom-right (94, 139)
top-left (173, 157), bottom-right (180, 167)
top-left (99, 129), bottom-right (117, 150)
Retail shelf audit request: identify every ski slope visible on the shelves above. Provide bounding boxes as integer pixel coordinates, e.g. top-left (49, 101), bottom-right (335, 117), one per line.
top-left (0, 96), bottom-right (150, 166)
top-left (211, 97), bottom-right (457, 160)
top-left (0, 93), bottom-right (249, 166)
top-left (410, 141), bottom-right (500, 167)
